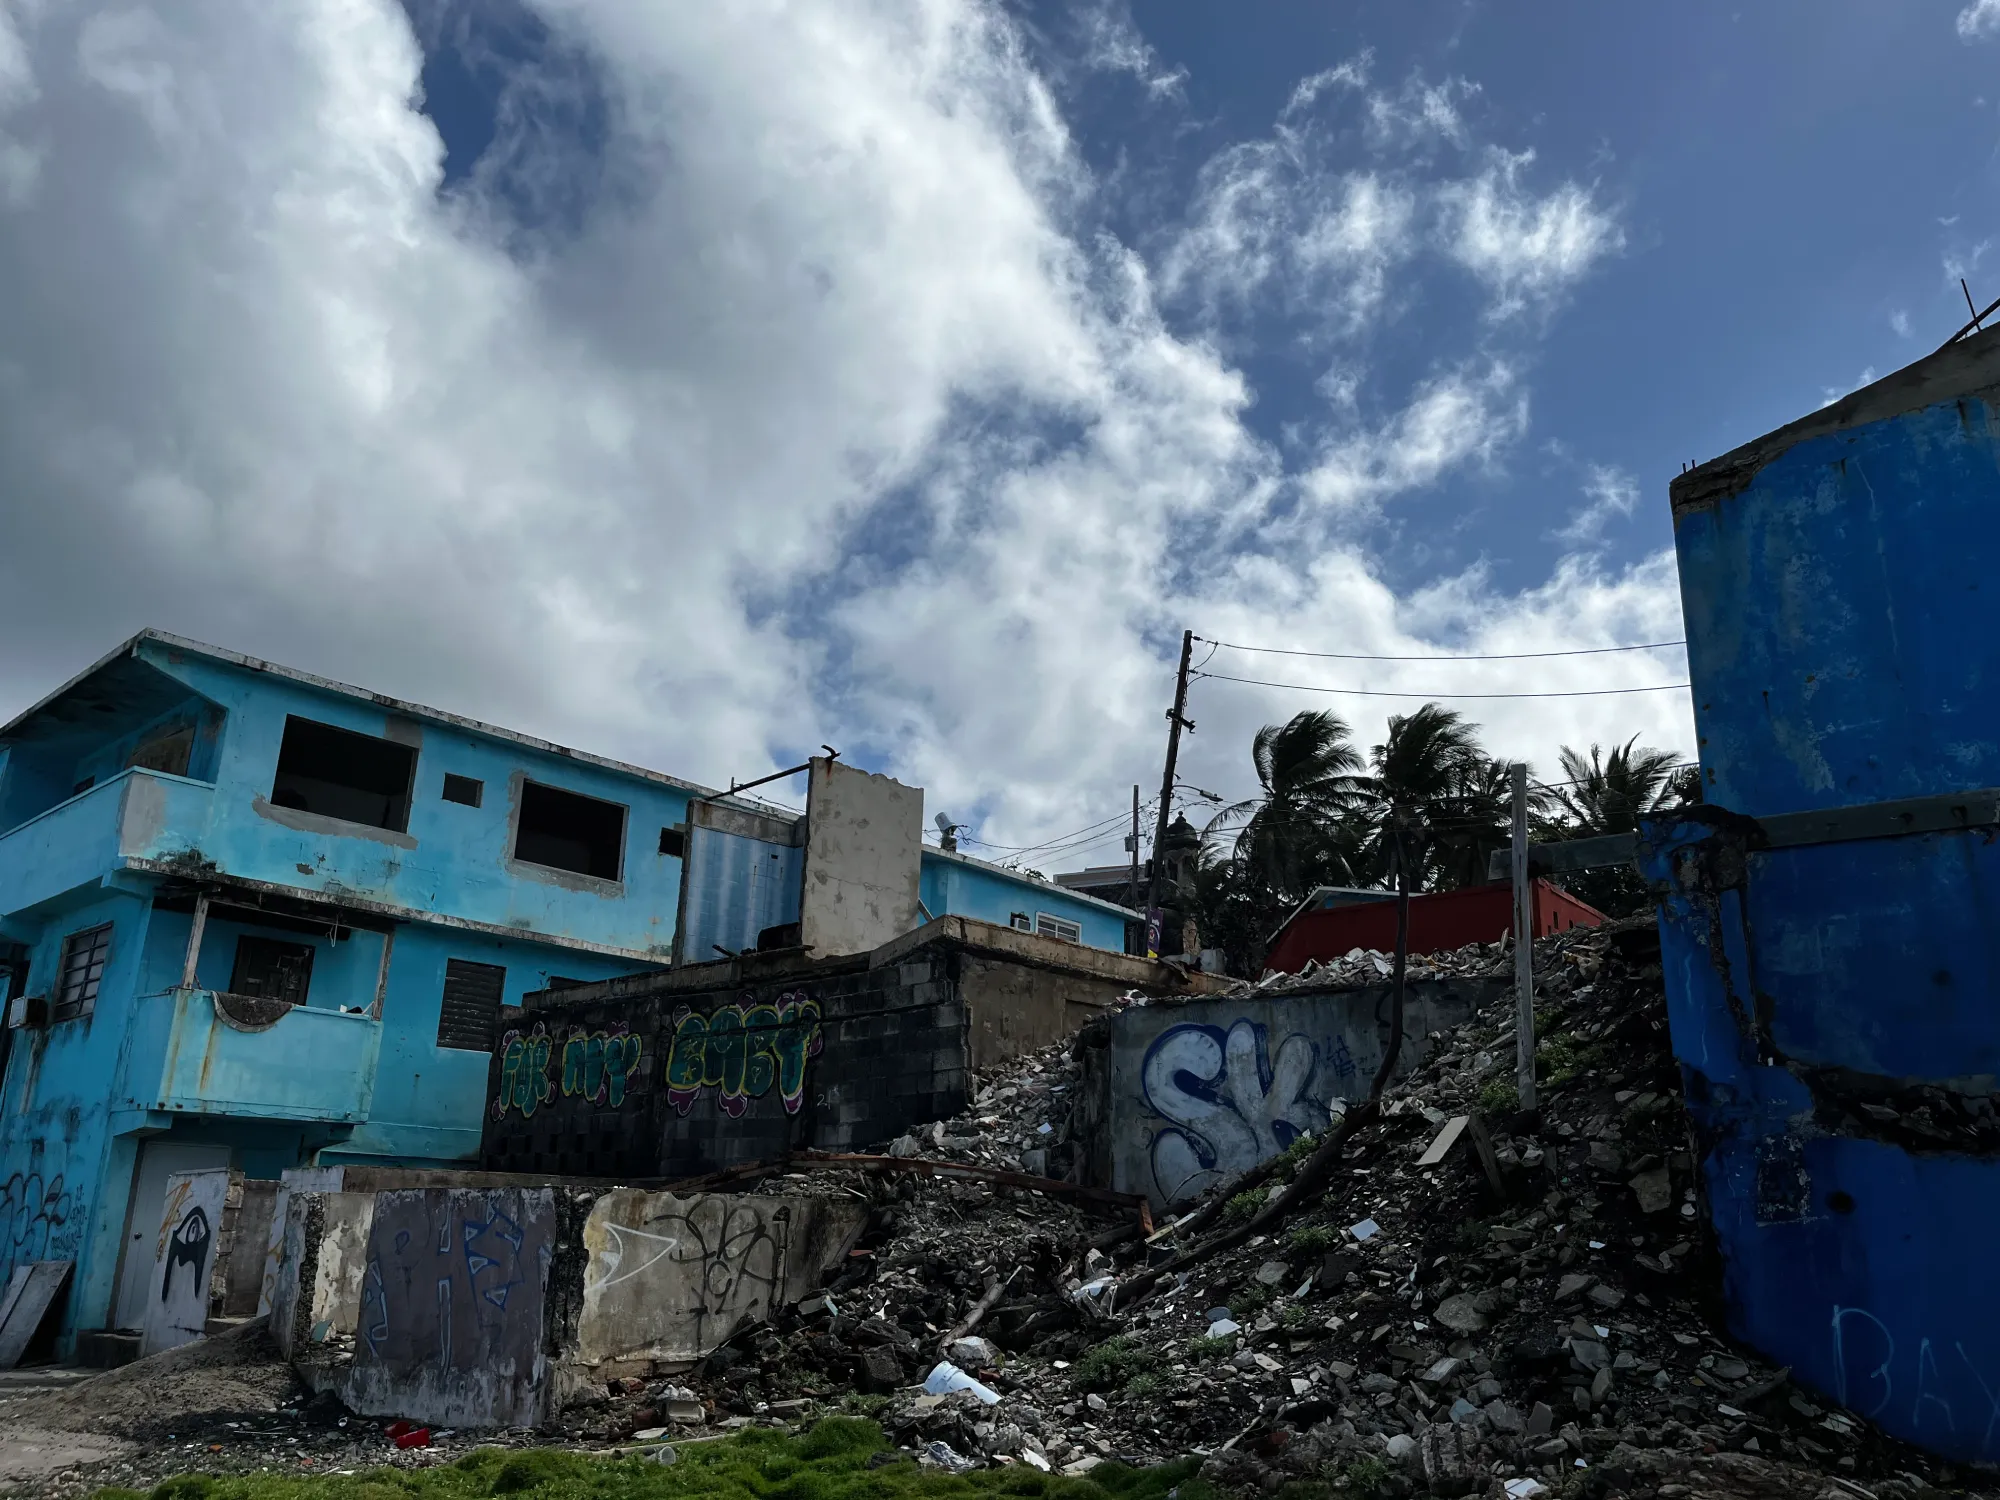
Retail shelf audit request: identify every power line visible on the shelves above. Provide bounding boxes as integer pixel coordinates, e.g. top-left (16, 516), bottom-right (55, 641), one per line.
top-left (1193, 671), bottom-right (1691, 701)
top-left (1197, 636), bottom-right (1686, 663)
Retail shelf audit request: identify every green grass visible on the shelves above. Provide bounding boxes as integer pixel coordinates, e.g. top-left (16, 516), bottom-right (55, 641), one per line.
top-left (1476, 1080), bottom-right (1517, 1116)
top-left (1072, 1336), bottom-right (1157, 1393)
top-left (1221, 1188), bottom-right (1269, 1222)
top-left (1268, 1135), bottom-right (1319, 1182)
top-left (90, 1420), bottom-right (1215, 1500)
top-left (1184, 1335), bottom-right (1233, 1359)
top-left (1536, 1032), bottom-right (1600, 1091)
top-left (1277, 1304), bottom-right (1310, 1330)
top-left (1284, 1224), bottom-right (1334, 1257)
top-left (1336, 1457), bottom-right (1391, 1498)
top-left (1225, 1284), bottom-right (1271, 1319)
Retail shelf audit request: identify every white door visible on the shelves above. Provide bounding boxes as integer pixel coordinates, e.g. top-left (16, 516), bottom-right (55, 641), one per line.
top-left (113, 1142), bottom-right (229, 1330)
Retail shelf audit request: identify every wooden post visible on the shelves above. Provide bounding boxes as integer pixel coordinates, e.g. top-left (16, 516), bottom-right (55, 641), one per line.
top-left (1127, 784), bottom-right (1142, 954)
top-left (1511, 763), bottom-right (1536, 1113)
top-left (180, 891), bottom-right (210, 991)
top-left (1145, 630), bottom-right (1195, 957)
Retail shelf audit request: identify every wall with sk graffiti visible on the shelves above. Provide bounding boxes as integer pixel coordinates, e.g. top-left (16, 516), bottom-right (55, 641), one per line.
top-left (1104, 979), bottom-right (1502, 1210)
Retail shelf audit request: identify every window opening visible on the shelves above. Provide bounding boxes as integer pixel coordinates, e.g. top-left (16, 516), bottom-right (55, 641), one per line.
top-left (127, 723), bottom-right (194, 778)
top-left (442, 773), bottom-right (484, 808)
top-left (53, 923), bottom-right (113, 1022)
top-left (270, 716), bottom-right (417, 832)
top-left (1035, 913), bottom-right (1083, 944)
top-left (1009, 913), bottom-right (1032, 933)
top-left (437, 959), bottom-right (506, 1051)
top-left (514, 781), bottom-right (625, 881)
top-left (659, 826), bottom-right (686, 859)
top-left (228, 936), bottom-right (315, 1007)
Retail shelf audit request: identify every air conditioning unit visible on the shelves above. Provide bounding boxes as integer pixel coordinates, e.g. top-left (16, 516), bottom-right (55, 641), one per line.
top-left (6, 993), bottom-right (48, 1030)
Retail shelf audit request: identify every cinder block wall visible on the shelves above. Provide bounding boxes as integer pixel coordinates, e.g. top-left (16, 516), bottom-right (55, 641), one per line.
top-left (481, 948), bottom-right (967, 1179)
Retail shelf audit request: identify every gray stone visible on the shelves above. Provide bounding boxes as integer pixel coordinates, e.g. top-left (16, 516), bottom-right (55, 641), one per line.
top-left (1383, 1433), bottom-right (1419, 1465)
top-left (1630, 1166), bottom-right (1673, 1214)
top-left (858, 1346), bottom-right (904, 1393)
top-left (1571, 1339), bottom-right (1610, 1371)
top-left (1255, 1260), bottom-right (1289, 1286)
top-left (1525, 1401), bottom-right (1554, 1437)
top-left (1588, 1282), bottom-right (1626, 1310)
top-left (1419, 1422), bottom-right (1481, 1495)
top-left (1432, 1292), bottom-right (1489, 1334)
top-left (948, 1336), bottom-right (1001, 1369)
top-left (1590, 1367), bottom-right (1613, 1402)
top-left (1485, 1400), bottom-right (1524, 1435)
top-left (1555, 1272), bottom-right (1594, 1301)
top-left (1587, 1140), bottom-right (1624, 1174)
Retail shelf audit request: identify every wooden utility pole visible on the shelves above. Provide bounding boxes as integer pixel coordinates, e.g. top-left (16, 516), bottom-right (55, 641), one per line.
top-left (1145, 630), bottom-right (1196, 957)
top-left (1511, 762), bottom-right (1537, 1113)
top-left (1127, 784), bottom-right (1141, 908)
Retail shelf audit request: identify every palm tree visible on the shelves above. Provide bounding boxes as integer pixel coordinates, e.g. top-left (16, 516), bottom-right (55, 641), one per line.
top-left (1214, 710), bottom-right (1367, 902)
top-left (1553, 738), bottom-right (1682, 835)
top-left (1351, 705), bottom-right (1488, 1097)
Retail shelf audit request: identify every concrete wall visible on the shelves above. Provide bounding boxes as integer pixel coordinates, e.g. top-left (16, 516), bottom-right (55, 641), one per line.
top-left (1098, 979), bottom-right (1502, 1209)
top-left (959, 955), bottom-right (1125, 1072)
top-left (575, 1190), bottom-right (865, 1370)
top-left (800, 758), bottom-right (923, 958)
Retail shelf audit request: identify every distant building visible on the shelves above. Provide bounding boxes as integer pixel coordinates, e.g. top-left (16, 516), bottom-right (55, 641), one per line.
top-left (1265, 879), bottom-right (1604, 972)
top-left (0, 631), bottom-right (1127, 1357)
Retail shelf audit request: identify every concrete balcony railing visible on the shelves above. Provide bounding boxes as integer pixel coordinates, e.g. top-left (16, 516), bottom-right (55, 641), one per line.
top-left (132, 987), bottom-right (381, 1124)
top-left (0, 767), bottom-right (216, 918)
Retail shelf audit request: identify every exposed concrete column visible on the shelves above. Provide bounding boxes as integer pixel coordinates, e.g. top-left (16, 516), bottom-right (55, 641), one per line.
top-left (178, 892), bottom-right (209, 991)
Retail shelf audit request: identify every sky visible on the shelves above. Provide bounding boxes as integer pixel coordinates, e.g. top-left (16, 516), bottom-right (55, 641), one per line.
top-left (0, 0), bottom-right (1995, 874)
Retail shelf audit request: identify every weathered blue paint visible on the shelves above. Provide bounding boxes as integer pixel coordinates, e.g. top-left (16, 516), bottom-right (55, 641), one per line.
top-left (675, 811), bottom-right (803, 962)
top-left (1647, 327), bottom-right (2000, 1463)
top-left (920, 846), bottom-right (1132, 951)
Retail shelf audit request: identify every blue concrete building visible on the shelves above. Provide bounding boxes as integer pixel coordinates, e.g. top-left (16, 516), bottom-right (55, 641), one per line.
top-left (0, 631), bottom-right (1130, 1354)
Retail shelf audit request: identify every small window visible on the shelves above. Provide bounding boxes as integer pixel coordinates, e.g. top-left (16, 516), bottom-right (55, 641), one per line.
top-left (1009, 913), bottom-right (1032, 932)
top-left (229, 936), bottom-right (314, 1006)
top-left (270, 716), bottom-right (417, 832)
top-left (514, 781), bottom-right (625, 881)
top-left (1035, 913), bottom-right (1082, 944)
top-left (437, 959), bottom-right (507, 1051)
top-left (53, 924), bottom-right (113, 1022)
top-left (659, 826), bottom-right (686, 859)
top-left (442, 774), bottom-right (484, 808)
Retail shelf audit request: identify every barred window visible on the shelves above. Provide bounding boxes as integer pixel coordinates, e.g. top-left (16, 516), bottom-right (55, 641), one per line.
top-left (53, 924), bottom-right (113, 1022)
top-left (436, 959), bottom-right (506, 1051)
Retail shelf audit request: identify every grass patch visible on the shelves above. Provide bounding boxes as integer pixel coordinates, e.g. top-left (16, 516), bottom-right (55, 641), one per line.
top-left (1072, 1335), bottom-right (1157, 1393)
top-left (1185, 1334), bottom-right (1233, 1359)
top-left (1284, 1224), bottom-right (1334, 1257)
top-left (1221, 1188), bottom-right (1269, 1222)
top-left (1278, 1304), bottom-right (1310, 1329)
top-left (1226, 1283), bottom-right (1271, 1319)
top-left (1122, 1373), bottom-right (1165, 1399)
top-left (1336, 1457), bottom-right (1391, 1498)
top-left (1537, 1032), bottom-right (1600, 1091)
top-left (1476, 1079), bottom-right (1517, 1116)
top-left (1269, 1134), bottom-right (1319, 1182)
top-left (94, 1420), bottom-right (1215, 1500)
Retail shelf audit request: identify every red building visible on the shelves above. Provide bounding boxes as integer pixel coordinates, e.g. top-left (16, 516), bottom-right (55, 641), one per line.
top-left (1265, 880), bottom-right (1606, 973)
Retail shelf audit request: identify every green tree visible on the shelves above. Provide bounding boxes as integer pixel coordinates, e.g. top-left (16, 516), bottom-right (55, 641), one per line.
top-left (1549, 737), bottom-right (1684, 917)
top-left (1351, 704), bottom-right (1488, 1095)
top-left (1215, 709), bottom-right (1367, 899)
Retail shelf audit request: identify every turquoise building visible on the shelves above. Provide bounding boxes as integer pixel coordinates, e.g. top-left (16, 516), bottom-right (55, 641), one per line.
top-left (0, 631), bottom-right (1129, 1354)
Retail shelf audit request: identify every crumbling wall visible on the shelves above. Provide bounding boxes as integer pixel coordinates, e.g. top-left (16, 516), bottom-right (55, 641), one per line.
top-left (342, 1187), bottom-right (557, 1429)
top-left (1103, 979), bottom-right (1500, 1209)
top-left (958, 955), bottom-right (1123, 1071)
top-left (483, 949), bottom-right (965, 1178)
top-left (573, 1190), bottom-right (865, 1373)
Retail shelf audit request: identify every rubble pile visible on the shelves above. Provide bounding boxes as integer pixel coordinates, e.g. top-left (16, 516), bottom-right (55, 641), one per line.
top-left (642, 921), bottom-right (1990, 1500)
top-left (1233, 940), bottom-right (1506, 996)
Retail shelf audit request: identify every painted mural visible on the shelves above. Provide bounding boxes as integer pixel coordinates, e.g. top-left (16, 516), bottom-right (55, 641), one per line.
top-left (664, 991), bottom-right (823, 1117)
top-left (0, 1166), bottom-right (76, 1275)
top-left (1140, 1019), bottom-right (1323, 1203)
top-left (493, 1024), bottom-right (642, 1120)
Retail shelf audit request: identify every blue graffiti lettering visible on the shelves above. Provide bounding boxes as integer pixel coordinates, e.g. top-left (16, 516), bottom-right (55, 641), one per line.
top-left (1831, 1305), bottom-right (1894, 1419)
top-left (1914, 1338), bottom-right (1955, 1435)
top-left (1141, 1019), bottom-right (1319, 1203)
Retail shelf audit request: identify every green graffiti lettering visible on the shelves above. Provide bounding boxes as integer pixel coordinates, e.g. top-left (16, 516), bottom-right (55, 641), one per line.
top-left (665, 992), bottom-right (823, 1118)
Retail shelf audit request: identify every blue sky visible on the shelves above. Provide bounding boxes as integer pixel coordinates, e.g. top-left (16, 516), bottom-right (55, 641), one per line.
top-left (0, 1), bottom-right (1995, 868)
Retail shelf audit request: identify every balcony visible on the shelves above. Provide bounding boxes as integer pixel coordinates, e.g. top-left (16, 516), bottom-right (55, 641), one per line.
top-left (0, 768), bottom-right (215, 917)
top-left (134, 987), bottom-right (381, 1123)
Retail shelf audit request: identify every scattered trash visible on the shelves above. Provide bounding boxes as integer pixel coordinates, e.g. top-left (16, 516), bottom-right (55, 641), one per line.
top-left (1348, 1217), bottom-right (1380, 1241)
top-left (922, 1361), bottom-right (1000, 1406)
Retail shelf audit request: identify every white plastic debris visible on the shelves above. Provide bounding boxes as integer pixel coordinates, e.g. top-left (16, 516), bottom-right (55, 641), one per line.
top-left (1503, 1480), bottom-right (1547, 1499)
top-left (1206, 1317), bottom-right (1242, 1339)
top-left (923, 1441), bottom-right (980, 1472)
top-left (1349, 1217), bottom-right (1381, 1241)
top-left (924, 1361), bottom-right (1001, 1406)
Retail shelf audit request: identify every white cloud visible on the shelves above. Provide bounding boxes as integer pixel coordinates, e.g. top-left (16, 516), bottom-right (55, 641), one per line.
top-left (1959, 0), bottom-right (2000, 39)
top-left (1072, 0), bottom-right (1186, 99)
top-left (1891, 308), bottom-right (1912, 338)
top-left (0, 0), bottom-right (1677, 856)
top-left (1441, 149), bottom-right (1625, 316)
top-left (1558, 464), bottom-right (1640, 545)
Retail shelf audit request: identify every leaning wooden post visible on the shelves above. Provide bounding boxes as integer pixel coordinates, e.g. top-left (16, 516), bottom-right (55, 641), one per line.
top-left (1510, 763), bottom-right (1536, 1113)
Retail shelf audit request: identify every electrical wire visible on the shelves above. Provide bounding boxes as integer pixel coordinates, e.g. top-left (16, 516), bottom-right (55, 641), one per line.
top-left (1196, 635), bottom-right (1687, 662)
top-left (1193, 670), bottom-right (1690, 700)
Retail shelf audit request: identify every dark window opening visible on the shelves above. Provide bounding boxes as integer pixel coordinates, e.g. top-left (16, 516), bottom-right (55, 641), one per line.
top-left (514, 781), bottom-right (625, 881)
top-left (442, 773), bottom-right (484, 808)
top-left (270, 716), bottom-right (417, 832)
top-left (659, 826), bottom-right (685, 859)
top-left (128, 723), bottom-right (194, 778)
top-left (437, 959), bottom-right (506, 1051)
top-left (53, 923), bottom-right (112, 1023)
top-left (228, 936), bottom-right (315, 1006)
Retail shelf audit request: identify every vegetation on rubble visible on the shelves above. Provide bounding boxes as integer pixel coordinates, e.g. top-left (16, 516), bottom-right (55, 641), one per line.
top-left (1535, 1030), bottom-right (1603, 1091)
top-left (1220, 1187), bottom-right (1269, 1222)
top-left (1070, 1335), bottom-right (1157, 1393)
top-left (1283, 1222), bottom-right (1334, 1256)
top-left (1184, 1334), bottom-right (1234, 1359)
top-left (1332, 1457), bottom-right (1392, 1498)
top-left (1186, 707), bottom-right (1696, 976)
top-left (1476, 1078), bottom-right (1517, 1116)
top-left (91, 1421), bottom-right (1212, 1500)
top-left (1224, 1283), bottom-right (1270, 1318)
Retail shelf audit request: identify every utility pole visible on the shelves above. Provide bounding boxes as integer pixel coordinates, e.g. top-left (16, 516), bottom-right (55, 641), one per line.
top-left (1127, 784), bottom-right (1141, 928)
top-left (1146, 629), bottom-right (1196, 957)
top-left (1510, 762), bottom-right (1537, 1114)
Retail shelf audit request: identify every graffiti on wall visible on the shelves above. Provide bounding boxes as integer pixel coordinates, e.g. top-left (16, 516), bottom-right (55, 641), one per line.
top-left (664, 992), bottom-right (823, 1118)
top-left (493, 1025), bottom-right (643, 1119)
top-left (1141, 1019), bottom-right (1321, 1203)
top-left (561, 1028), bottom-right (643, 1107)
top-left (161, 1204), bottom-right (211, 1302)
top-left (352, 1188), bottom-right (553, 1427)
top-left (0, 1170), bottom-right (76, 1273)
